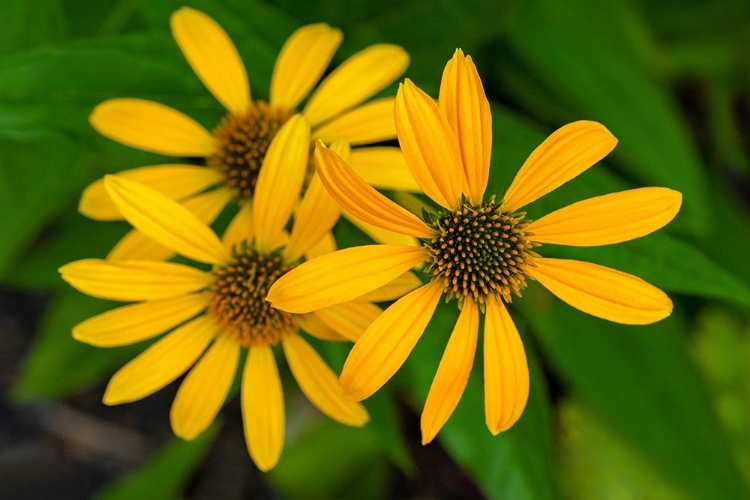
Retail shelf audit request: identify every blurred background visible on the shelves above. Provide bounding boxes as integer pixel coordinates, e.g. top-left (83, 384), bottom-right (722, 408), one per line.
top-left (2, 0), bottom-right (750, 498)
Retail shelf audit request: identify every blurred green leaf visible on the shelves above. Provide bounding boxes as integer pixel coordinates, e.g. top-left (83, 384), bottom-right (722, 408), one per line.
top-left (96, 424), bottom-right (219, 500)
top-left (0, 0), bottom-right (68, 55)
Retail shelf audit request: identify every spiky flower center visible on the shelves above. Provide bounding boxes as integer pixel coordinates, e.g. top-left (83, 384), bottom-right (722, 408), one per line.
top-left (423, 199), bottom-right (538, 305)
top-left (208, 243), bottom-right (297, 347)
top-left (209, 101), bottom-right (293, 200)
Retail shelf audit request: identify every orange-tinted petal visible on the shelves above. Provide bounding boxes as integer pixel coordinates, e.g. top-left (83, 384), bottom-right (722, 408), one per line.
top-left (312, 301), bottom-right (383, 342)
top-left (357, 271), bottom-right (422, 302)
top-left (349, 147), bottom-right (421, 192)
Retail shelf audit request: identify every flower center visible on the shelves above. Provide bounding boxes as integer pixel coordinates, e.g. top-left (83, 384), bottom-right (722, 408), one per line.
top-left (209, 101), bottom-right (293, 200)
top-left (423, 199), bottom-right (539, 306)
top-left (208, 243), bottom-right (297, 347)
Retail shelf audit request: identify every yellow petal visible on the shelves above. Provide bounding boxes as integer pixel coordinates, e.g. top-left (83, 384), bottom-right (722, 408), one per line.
top-left (222, 202), bottom-right (254, 251)
top-left (313, 301), bottom-right (383, 342)
top-left (171, 7), bottom-right (250, 114)
top-left (421, 300), bottom-right (479, 444)
top-left (304, 44), bottom-right (409, 126)
top-left (395, 80), bottom-right (464, 209)
top-left (357, 271), bottom-right (423, 302)
top-left (527, 187), bottom-right (682, 246)
top-left (171, 334), bottom-right (240, 440)
top-left (503, 121), bottom-right (618, 212)
top-left (89, 99), bottom-right (215, 156)
top-left (438, 50), bottom-right (491, 204)
top-left (344, 213), bottom-right (420, 247)
top-left (298, 313), bottom-right (348, 342)
top-left (340, 281), bottom-right (443, 401)
top-left (529, 258), bottom-right (673, 325)
top-left (484, 296), bottom-right (529, 434)
top-left (270, 24), bottom-right (342, 110)
top-left (253, 115), bottom-right (310, 252)
top-left (283, 334), bottom-right (369, 426)
top-left (267, 245), bottom-right (429, 314)
top-left (73, 292), bottom-right (210, 347)
top-left (313, 98), bottom-right (397, 146)
top-left (60, 259), bottom-right (213, 302)
top-left (315, 143), bottom-right (435, 238)
top-left (103, 315), bottom-right (218, 405)
top-left (242, 345), bottom-right (284, 472)
top-left (105, 175), bottom-right (230, 265)
top-left (79, 165), bottom-right (223, 221)
top-left (306, 232), bottom-right (337, 260)
top-left (349, 147), bottom-right (421, 192)
top-left (108, 187), bottom-right (233, 262)
top-left (285, 171), bottom-right (341, 263)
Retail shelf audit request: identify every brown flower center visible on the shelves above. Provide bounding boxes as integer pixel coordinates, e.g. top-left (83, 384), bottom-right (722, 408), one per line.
top-left (209, 101), bottom-right (293, 200)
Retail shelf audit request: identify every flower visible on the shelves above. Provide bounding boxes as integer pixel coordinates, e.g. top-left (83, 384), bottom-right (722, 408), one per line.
top-left (60, 118), bottom-right (419, 471)
top-left (81, 7), bottom-right (418, 261)
top-left (266, 50), bottom-right (682, 444)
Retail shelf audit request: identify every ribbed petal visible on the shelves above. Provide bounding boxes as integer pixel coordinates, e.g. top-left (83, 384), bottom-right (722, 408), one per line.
top-left (90, 99), bottom-right (215, 157)
top-left (270, 24), bottom-right (342, 110)
top-left (79, 165), bottom-right (223, 221)
top-left (103, 315), bottom-right (218, 405)
top-left (242, 345), bottom-right (284, 472)
top-left (73, 292), bottom-right (209, 347)
top-left (528, 187), bottom-right (682, 246)
top-left (313, 98), bottom-right (397, 145)
top-left (530, 258), bottom-right (673, 324)
top-left (502, 121), bottom-right (618, 212)
top-left (345, 214), bottom-right (420, 247)
top-left (395, 80), bottom-right (464, 209)
top-left (312, 301), bottom-right (383, 342)
top-left (484, 297), bottom-right (529, 434)
top-left (315, 143), bottom-right (435, 238)
top-left (108, 187), bottom-right (233, 262)
top-left (105, 175), bottom-right (230, 265)
top-left (171, 334), bottom-right (240, 440)
top-left (306, 232), bottom-right (337, 260)
top-left (298, 313), bottom-right (348, 342)
top-left (60, 259), bottom-right (213, 302)
top-left (421, 300), bottom-right (478, 444)
top-left (358, 271), bottom-right (422, 302)
top-left (283, 334), bottom-right (369, 425)
top-left (349, 147), bottom-right (421, 192)
top-left (340, 281), bottom-right (443, 401)
top-left (253, 115), bottom-right (310, 252)
top-left (438, 50), bottom-right (491, 204)
top-left (267, 245), bottom-right (429, 314)
top-left (171, 7), bottom-right (250, 114)
top-left (304, 44), bottom-right (409, 126)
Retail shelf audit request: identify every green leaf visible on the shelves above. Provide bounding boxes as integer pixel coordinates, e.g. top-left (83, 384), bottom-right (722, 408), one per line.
top-left (96, 425), bottom-right (219, 500)
top-left (0, 0), bottom-right (68, 55)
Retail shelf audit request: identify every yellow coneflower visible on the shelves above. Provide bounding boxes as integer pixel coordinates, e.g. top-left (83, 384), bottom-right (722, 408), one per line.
top-left (60, 120), bottom-right (418, 471)
top-left (80, 7), bottom-right (418, 261)
top-left (267, 50), bottom-right (682, 444)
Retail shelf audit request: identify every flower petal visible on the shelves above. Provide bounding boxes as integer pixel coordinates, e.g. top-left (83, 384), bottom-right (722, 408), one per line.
top-left (253, 115), bottom-right (310, 252)
top-left (283, 334), bottom-right (369, 426)
top-left (171, 7), bottom-right (250, 113)
top-left (298, 313), bottom-right (348, 342)
top-left (73, 292), bottom-right (210, 347)
top-left (529, 258), bottom-right (673, 324)
top-left (267, 245), bottom-right (429, 314)
top-left (108, 187), bottom-right (233, 262)
top-left (270, 23), bottom-right (342, 110)
top-left (502, 121), bottom-right (618, 212)
top-left (421, 300), bottom-right (479, 444)
top-left (314, 142), bottom-right (435, 238)
top-left (105, 175), bottom-right (230, 265)
top-left (60, 259), bottom-right (213, 302)
top-left (484, 296), bottom-right (529, 434)
top-left (306, 232), bottom-right (337, 260)
top-left (313, 97), bottom-right (397, 145)
top-left (345, 214), bottom-right (420, 247)
top-left (171, 334), bottom-right (240, 440)
top-left (103, 315), bottom-right (218, 405)
top-left (357, 271), bottom-right (423, 302)
top-left (438, 50), bottom-right (491, 204)
top-left (222, 202), bottom-right (254, 251)
top-left (304, 44), bottom-right (409, 126)
top-left (340, 281), bottom-right (443, 401)
top-left (527, 187), bottom-right (682, 246)
top-left (90, 99), bottom-right (215, 157)
top-left (313, 301), bottom-right (383, 342)
top-left (395, 80), bottom-right (464, 209)
top-left (242, 345), bottom-right (284, 472)
top-left (349, 147), bottom-right (421, 192)
top-left (79, 165), bottom-right (223, 221)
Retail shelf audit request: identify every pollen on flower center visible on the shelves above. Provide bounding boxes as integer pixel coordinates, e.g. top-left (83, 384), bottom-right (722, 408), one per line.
top-left (209, 100), bottom-right (293, 200)
top-left (423, 198), bottom-right (539, 306)
top-left (208, 243), bottom-right (297, 347)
